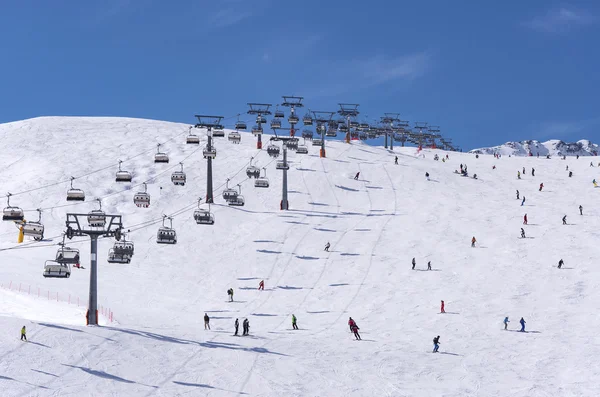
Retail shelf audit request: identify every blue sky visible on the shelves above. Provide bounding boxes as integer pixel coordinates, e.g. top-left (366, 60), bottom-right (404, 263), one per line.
top-left (1, 1), bottom-right (598, 150)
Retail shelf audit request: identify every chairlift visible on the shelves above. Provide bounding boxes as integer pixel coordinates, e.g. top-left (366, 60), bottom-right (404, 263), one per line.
top-left (288, 115), bottom-right (299, 124)
top-left (296, 145), bottom-right (308, 154)
top-left (186, 126), bottom-right (200, 144)
top-left (2, 193), bottom-right (24, 221)
top-left (359, 133), bottom-right (368, 140)
top-left (276, 160), bottom-right (289, 170)
top-left (107, 249), bottom-right (131, 264)
top-left (133, 182), bottom-right (151, 208)
top-left (270, 119), bottom-right (282, 129)
top-left (338, 125), bottom-right (349, 133)
top-left (325, 129), bottom-right (338, 137)
top-left (274, 109), bottom-right (285, 119)
top-left (222, 178), bottom-right (238, 201)
top-left (154, 144), bottom-right (169, 163)
top-left (66, 177), bottom-right (85, 201)
top-left (256, 115), bottom-right (267, 124)
top-left (21, 209), bottom-right (44, 241)
top-left (228, 131), bottom-right (241, 143)
top-left (108, 234), bottom-right (134, 263)
top-left (212, 127), bottom-right (225, 137)
top-left (157, 216), bottom-right (177, 244)
top-left (194, 199), bottom-right (215, 225)
top-left (303, 114), bottom-right (313, 126)
top-left (235, 116), bottom-right (247, 130)
top-left (350, 121), bottom-right (359, 128)
top-left (87, 199), bottom-right (106, 227)
top-left (301, 130), bottom-right (313, 140)
top-left (228, 185), bottom-right (245, 206)
top-left (171, 163), bottom-right (186, 186)
top-left (255, 168), bottom-right (269, 188)
top-left (203, 144), bottom-right (217, 159)
top-left (252, 125), bottom-right (262, 136)
top-left (267, 144), bottom-right (280, 158)
top-left (115, 160), bottom-right (132, 182)
top-left (286, 140), bottom-right (298, 151)
top-left (246, 157), bottom-right (261, 178)
top-left (359, 123), bottom-right (370, 129)
top-left (43, 260), bottom-right (71, 278)
top-left (56, 246), bottom-right (80, 265)
top-left (313, 138), bottom-right (323, 146)
top-left (317, 125), bottom-right (327, 134)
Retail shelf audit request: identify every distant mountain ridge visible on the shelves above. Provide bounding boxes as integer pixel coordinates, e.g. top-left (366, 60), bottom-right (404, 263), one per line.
top-left (470, 139), bottom-right (598, 157)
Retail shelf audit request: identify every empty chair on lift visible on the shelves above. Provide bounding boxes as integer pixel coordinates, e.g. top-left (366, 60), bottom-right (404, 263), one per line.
top-left (3, 193), bottom-right (24, 221)
top-left (87, 199), bottom-right (106, 227)
top-left (252, 125), bottom-right (262, 135)
top-left (255, 168), bottom-right (269, 188)
top-left (222, 179), bottom-right (238, 201)
top-left (186, 126), bottom-right (200, 144)
top-left (256, 115), bottom-right (267, 124)
top-left (270, 119), bottom-right (281, 129)
top-left (156, 216), bottom-right (177, 244)
top-left (154, 144), bottom-right (169, 163)
top-left (288, 114), bottom-right (299, 124)
top-left (66, 177), bottom-right (85, 201)
top-left (171, 163), bottom-right (186, 186)
top-left (235, 119), bottom-right (247, 130)
top-left (339, 124), bottom-right (349, 133)
top-left (43, 260), bottom-right (71, 278)
top-left (203, 144), bottom-right (217, 159)
top-left (296, 145), bottom-right (308, 154)
top-left (194, 200), bottom-right (215, 225)
top-left (359, 123), bottom-right (370, 129)
top-left (133, 182), bottom-right (151, 208)
top-left (276, 160), bottom-right (289, 170)
top-left (115, 160), bottom-right (132, 182)
top-left (228, 185), bottom-right (245, 206)
top-left (228, 131), bottom-right (241, 143)
top-left (212, 127), bottom-right (225, 137)
top-left (313, 138), bottom-right (323, 146)
top-left (303, 114), bottom-right (313, 126)
top-left (22, 209), bottom-right (44, 241)
top-left (267, 144), bottom-right (280, 158)
top-left (274, 109), bottom-right (285, 119)
top-left (326, 128), bottom-right (338, 137)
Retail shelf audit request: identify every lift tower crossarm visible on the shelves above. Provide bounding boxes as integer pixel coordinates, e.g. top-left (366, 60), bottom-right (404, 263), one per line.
top-left (281, 96), bottom-right (304, 108)
top-left (247, 103), bottom-right (272, 149)
top-left (338, 103), bottom-right (360, 143)
top-left (194, 115), bottom-right (223, 203)
top-left (311, 111), bottom-right (335, 158)
top-left (194, 115), bottom-right (224, 129)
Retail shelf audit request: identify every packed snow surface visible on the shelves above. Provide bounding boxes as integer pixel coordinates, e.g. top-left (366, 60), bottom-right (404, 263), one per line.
top-left (470, 139), bottom-right (599, 157)
top-left (1, 117), bottom-right (599, 396)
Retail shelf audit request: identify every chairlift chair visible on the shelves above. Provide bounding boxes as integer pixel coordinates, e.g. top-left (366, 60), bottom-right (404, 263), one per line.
top-left (359, 133), bottom-right (368, 140)
top-left (212, 127), bottom-right (225, 137)
top-left (246, 163), bottom-right (261, 179)
top-left (186, 126), bottom-right (200, 144)
top-left (228, 185), bottom-right (245, 206)
top-left (270, 119), bottom-right (282, 129)
top-left (252, 125), bottom-right (262, 136)
top-left (359, 123), bottom-right (370, 129)
top-left (235, 120), bottom-right (247, 130)
top-left (194, 199), bottom-right (215, 225)
top-left (303, 115), bottom-right (313, 126)
top-left (222, 179), bottom-right (238, 201)
top-left (257, 115), bottom-right (267, 124)
top-left (113, 240), bottom-right (134, 256)
top-left (66, 177), bottom-right (85, 201)
top-left (325, 129), bottom-right (337, 137)
top-left (156, 216), bottom-right (177, 244)
top-left (154, 144), bottom-right (169, 163)
top-left (2, 193), bottom-right (24, 221)
top-left (87, 199), bottom-right (106, 228)
top-left (267, 144), bottom-right (281, 158)
top-left (255, 168), bottom-right (269, 188)
top-left (43, 260), bottom-right (71, 278)
top-left (228, 131), bottom-right (241, 143)
top-left (350, 121), bottom-right (359, 128)
top-left (22, 209), bottom-right (44, 241)
top-left (115, 160), bottom-right (133, 182)
top-left (313, 138), bottom-right (323, 146)
top-left (274, 110), bottom-right (285, 119)
top-left (296, 145), bottom-right (308, 154)
top-left (276, 160), bottom-right (289, 170)
top-left (301, 130), bottom-right (313, 140)
top-left (107, 249), bottom-right (131, 264)
top-left (286, 140), bottom-right (298, 151)
top-left (133, 182), bottom-right (151, 208)
top-left (338, 125), bottom-right (349, 133)
top-left (203, 144), bottom-right (217, 159)
top-left (288, 115), bottom-right (299, 124)
top-left (171, 163), bottom-right (186, 186)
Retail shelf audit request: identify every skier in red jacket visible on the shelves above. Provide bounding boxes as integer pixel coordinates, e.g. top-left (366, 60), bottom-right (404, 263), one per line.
top-left (258, 280), bottom-right (264, 290)
top-left (348, 317), bottom-right (356, 332)
top-left (539, 183), bottom-right (544, 192)
top-left (440, 300), bottom-right (445, 313)
top-left (523, 214), bottom-right (528, 225)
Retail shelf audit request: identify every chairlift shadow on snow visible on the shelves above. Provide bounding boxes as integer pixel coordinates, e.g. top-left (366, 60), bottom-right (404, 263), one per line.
top-left (251, 313), bottom-right (278, 317)
top-left (366, 186), bottom-right (383, 189)
top-left (329, 283), bottom-right (349, 287)
top-left (308, 202), bottom-right (329, 206)
top-left (27, 341), bottom-right (50, 348)
top-left (296, 255), bottom-right (320, 260)
top-left (336, 185), bottom-right (360, 192)
top-left (0, 375), bottom-right (50, 390)
top-left (38, 322), bottom-right (84, 333)
top-left (256, 249), bottom-right (282, 254)
top-left (173, 381), bottom-right (247, 394)
top-left (439, 352), bottom-right (461, 356)
top-left (205, 309), bottom-right (233, 312)
top-left (62, 364), bottom-right (140, 385)
top-left (237, 277), bottom-right (261, 281)
top-left (209, 316), bottom-right (233, 319)
top-left (314, 227), bottom-right (337, 232)
top-left (286, 221), bottom-right (309, 225)
top-left (354, 229), bottom-right (371, 232)
top-left (340, 253), bottom-right (360, 256)
top-left (277, 286), bottom-right (304, 290)
top-left (31, 369), bottom-right (58, 377)
top-left (306, 310), bottom-right (330, 314)
top-left (253, 240), bottom-right (282, 244)
top-left (296, 168), bottom-right (317, 172)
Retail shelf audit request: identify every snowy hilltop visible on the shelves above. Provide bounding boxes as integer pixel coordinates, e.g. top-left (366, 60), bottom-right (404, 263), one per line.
top-left (1, 117), bottom-right (599, 396)
top-left (470, 139), bottom-right (599, 157)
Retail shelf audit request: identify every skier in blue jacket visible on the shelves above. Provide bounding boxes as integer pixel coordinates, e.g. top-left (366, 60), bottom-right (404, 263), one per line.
top-left (519, 317), bottom-right (526, 332)
top-left (503, 317), bottom-right (509, 330)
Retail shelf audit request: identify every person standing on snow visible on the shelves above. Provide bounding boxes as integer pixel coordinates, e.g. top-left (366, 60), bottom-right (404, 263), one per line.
top-left (503, 317), bottom-right (509, 330)
top-left (519, 317), bottom-right (526, 332)
top-left (440, 300), bottom-right (445, 313)
top-left (471, 236), bottom-right (477, 247)
top-left (516, 190), bottom-right (519, 200)
top-left (427, 261), bottom-right (432, 271)
top-left (521, 228), bottom-right (526, 238)
top-left (20, 326), bottom-right (27, 341)
top-left (412, 257), bottom-right (416, 270)
top-left (433, 336), bottom-right (440, 352)
top-left (522, 167), bottom-right (526, 175)
top-left (350, 323), bottom-right (361, 340)
top-left (558, 259), bottom-right (564, 269)
top-left (204, 313), bottom-right (210, 330)
top-left (395, 156), bottom-right (398, 165)
top-left (258, 280), bottom-right (265, 290)
top-left (539, 183), bottom-right (544, 192)
top-left (227, 288), bottom-right (234, 302)
top-left (354, 172), bottom-right (360, 180)
top-left (517, 171), bottom-right (521, 179)
top-left (425, 172), bottom-right (430, 181)
top-left (243, 318), bottom-right (250, 336)
top-left (579, 205), bottom-right (583, 215)
top-left (562, 215), bottom-right (567, 225)
top-left (532, 168), bottom-right (535, 176)
top-left (521, 196), bottom-right (526, 206)
top-left (348, 317), bottom-right (357, 332)
top-left (569, 171), bottom-right (573, 178)
top-left (523, 214), bottom-right (528, 225)
top-left (324, 242), bottom-right (330, 252)
top-left (234, 318), bottom-right (239, 336)
top-left (292, 314), bottom-right (298, 330)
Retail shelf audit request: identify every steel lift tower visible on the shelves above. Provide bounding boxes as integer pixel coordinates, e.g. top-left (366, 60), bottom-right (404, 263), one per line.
top-left (281, 96), bottom-right (304, 137)
top-left (337, 103), bottom-right (360, 144)
top-left (64, 213), bottom-right (123, 326)
top-left (381, 113), bottom-right (401, 150)
top-left (395, 120), bottom-right (410, 147)
top-left (311, 111), bottom-right (335, 158)
top-left (269, 134), bottom-right (298, 210)
top-left (414, 122), bottom-right (429, 150)
top-left (247, 103), bottom-right (272, 149)
top-left (427, 126), bottom-right (441, 149)
top-left (195, 115), bottom-right (224, 203)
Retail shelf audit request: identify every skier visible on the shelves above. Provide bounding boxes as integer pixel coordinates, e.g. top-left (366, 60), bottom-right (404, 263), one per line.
top-left (521, 196), bottom-right (526, 206)
top-left (427, 261), bottom-right (432, 271)
top-left (433, 336), bottom-right (440, 353)
top-left (591, 162), bottom-right (594, 167)
top-left (539, 183), bottom-right (544, 192)
top-left (395, 156), bottom-right (398, 165)
top-left (324, 242), bottom-right (330, 252)
top-left (350, 322), bottom-right (361, 340)
top-left (579, 205), bottom-right (583, 215)
top-left (227, 288), bottom-right (234, 302)
top-left (594, 179), bottom-right (598, 187)
top-left (292, 314), bottom-right (298, 330)
top-left (234, 318), bottom-right (239, 335)
top-left (522, 167), bottom-right (526, 175)
top-left (348, 317), bottom-right (356, 332)
top-left (460, 164), bottom-right (463, 172)
top-left (531, 168), bottom-right (535, 176)
top-left (425, 172), bottom-right (430, 181)
top-left (566, 165), bottom-right (569, 171)
top-left (521, 228), bottom-right (526, 239)
top-left (440, 300), bottom-right (445, 313)
top-left (204, 313), bottom-right (210, 330)
top-left (492, 165), bottom-right (496, 170)
top-left (412, 257), bottom-right (416, 270)
top-left (558, 259), bottom-right (564, 269)
top-left (562, 215), bottom-right (567, 225)
top-left (354, 172), bottom-right (360, 180)
top-left (516, 190), bottom-right (519, 200)
top-left (503, 317), bottom-right (509, 330)
top-left (473, 174), bottom-right (478, 179)
top-left (258, 280), bottom-right (265, 290)
top-left (471, 236), bottom-right (477, 247)
top-left (523, 214), bottom-right (528, 225)
top-left (20, 326), bottom-right (27, 341)
top-left (517, 171), bottom-right (521, 179)
top-left (569, 171), bottom-right (573, 178)
top-left (243, 318), bottom-right (250, 336)
top-left (519, 317), bottom-right (526, 332)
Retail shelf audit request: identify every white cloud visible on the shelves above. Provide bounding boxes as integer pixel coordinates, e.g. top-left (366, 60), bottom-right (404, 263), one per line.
top-left (211, 7), bottom-right (252, 28)
top-left (525, 7), bottom-right (594, 33)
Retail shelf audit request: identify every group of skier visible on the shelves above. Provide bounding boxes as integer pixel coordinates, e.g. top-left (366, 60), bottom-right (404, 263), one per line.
top-left (503, 317), bottom-right (527, 332)
top-left (411, 257), bottom-right (433, 271)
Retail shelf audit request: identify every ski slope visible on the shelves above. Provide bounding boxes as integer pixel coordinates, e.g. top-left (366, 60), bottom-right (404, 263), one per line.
top-left (0, 117), bottom-right (599, 396)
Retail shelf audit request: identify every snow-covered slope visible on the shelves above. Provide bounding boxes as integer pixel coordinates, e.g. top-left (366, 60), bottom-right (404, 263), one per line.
top-left (470, 139), bottom-right (599, 157)
top-left (1, 117), bottom-right (599, 396)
